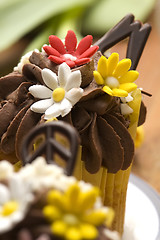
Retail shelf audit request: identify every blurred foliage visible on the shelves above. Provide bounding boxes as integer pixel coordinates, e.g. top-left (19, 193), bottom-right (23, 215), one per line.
top-left (0, 0), bottom-right (156, 61)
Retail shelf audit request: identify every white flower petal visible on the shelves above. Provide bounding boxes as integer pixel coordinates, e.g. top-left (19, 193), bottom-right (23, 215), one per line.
top-left (44, 103), bottom-right (61, 119)
top-left (0, 184), bottom-right (10, 204)
top-left (64, 70), bottom-right (81, 91)
top-left (58, 62), bottom-right (71, 87)
top-left (121, 92), bottom-right (133, 103)
top-left (0, 161), bottom-right (13, 180)
top-left (60, 98), bottom-right (72, 117)
top-left (121, 103), bottom-right (133, 115)
top-left (29, 85), bottom-right (52, 99)
top-left (42, 68), bottom-right (58, 90)
top-left (30, 99), bottom-right (53, 113)
top-left (65, 88), bottom-right (83, 105)
top-left (0, 217), bottom-right (11, 233)
top-left (9, 175), bottom-right (26, 202)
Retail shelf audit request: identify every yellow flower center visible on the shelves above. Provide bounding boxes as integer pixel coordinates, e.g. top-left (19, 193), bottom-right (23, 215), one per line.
top-left (52, 88), bottom-right (65, 102)
top-left (105, 76), bottom-right (119, 89)
top-left (63, 214), bottom-right (79, 226)
top-left (1, 201), bottom-right (18, 216)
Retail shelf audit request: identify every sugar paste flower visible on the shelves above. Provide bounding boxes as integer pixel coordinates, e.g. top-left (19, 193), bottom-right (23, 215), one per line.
top-left (19, 157), bottom-right (76, 192)
top-left (93, 53), bottom-right (138, 97)
top-left (43, 183), bottom-right (114, 240)
top-left (0, 175), bottom-right (33, 233)
top-left (29, 62), bottom-right (83, 119)
top-left (43, 30), bottom-right (99, 67)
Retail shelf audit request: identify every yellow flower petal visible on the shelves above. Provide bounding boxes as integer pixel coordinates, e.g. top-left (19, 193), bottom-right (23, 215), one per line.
top-left (82, 210), bottom-right (107, 226)
top-left (65, 184), bottom-right (80, 212)
top-left (113, 58), bottom-right (131, 78)
top-left (93, 71), bottom-right (104, 85)
top-left (80, 223), bottom-right (98, 240)
top-left (43, 205), bottom-right (62, 221)
top-left (107, 52), bottom-right (119, 75)
top-left (47, 190), bottom-right (65, 210)
top-left (97, 55), bottom-right (108, 78)
top-left (112, 88), bottom-right (128, 97)
top-left (66, 227), bottom-right (82, 240)
top-left (78, 187), bottom-right (99, 211)
top-left (51, 220), bottom-right (67, 237)
top-left (119, 70), bottom-right (139, 84)
top-left (102, 86), bottom-right (113, 96)
top-left (119, 83), bottom-right (137, 92)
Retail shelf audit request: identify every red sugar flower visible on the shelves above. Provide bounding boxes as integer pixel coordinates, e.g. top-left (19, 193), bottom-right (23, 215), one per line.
top-left (43, 30), bottom-right (99, 68)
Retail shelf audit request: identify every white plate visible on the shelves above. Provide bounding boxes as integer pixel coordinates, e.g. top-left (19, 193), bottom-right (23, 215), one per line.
top-left (122, 174), bottom-right (160, 240)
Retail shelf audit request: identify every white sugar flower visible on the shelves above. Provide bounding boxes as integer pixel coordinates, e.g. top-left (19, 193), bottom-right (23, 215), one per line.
top-left (0, 175), bottom-right (33, 233)
top-left (19, 157), bottom-right (76, 192)
top-left (29, 62), bottom-right (83, 119)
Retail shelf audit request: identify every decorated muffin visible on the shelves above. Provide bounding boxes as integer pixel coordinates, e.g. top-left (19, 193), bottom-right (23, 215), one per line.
top-left (0, 121), bottom-right (120, 240)
top-left (0, 14), bottom-right (151, 234)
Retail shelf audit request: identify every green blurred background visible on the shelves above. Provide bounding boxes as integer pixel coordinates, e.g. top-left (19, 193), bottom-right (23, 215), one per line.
top-left (0, 0), bottom-right (157, 76)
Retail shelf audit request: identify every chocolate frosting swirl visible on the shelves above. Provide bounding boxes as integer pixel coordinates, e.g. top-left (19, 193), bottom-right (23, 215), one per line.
top-left (0, 50), bottom-right (146, 173)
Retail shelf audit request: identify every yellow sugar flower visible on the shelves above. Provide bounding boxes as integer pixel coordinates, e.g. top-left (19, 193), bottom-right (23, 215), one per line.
top-left (93, 53), bottom-right (138, 97)
top-left (43, 183), bottom-right (114, 240)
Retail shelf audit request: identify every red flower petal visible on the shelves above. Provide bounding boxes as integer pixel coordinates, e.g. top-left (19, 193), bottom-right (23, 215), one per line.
top-left (65, 59), bottom-right (75, 68)
top-left (75, 35), bottom-right (93, 55)
top-left (79, 45), bottom-right (99, 59)
top-left (75, 58), bottom-right (90, 66)
top-left (65, 30), bottom-right (77, 53)
top-left (49, 55), bottom-right (64, 64)
top-left (49, 35), bottom-right (66, 54)
top-left (43, 45), bottom-right (60, 57)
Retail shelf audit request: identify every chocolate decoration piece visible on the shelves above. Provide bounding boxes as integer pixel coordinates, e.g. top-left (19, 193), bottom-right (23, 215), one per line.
top-left (94, 14), bottom-right (151, 70)
top-left (138, 101), bottom-right (147, 126)
top-left (21, 121), bottom-right (79, 176)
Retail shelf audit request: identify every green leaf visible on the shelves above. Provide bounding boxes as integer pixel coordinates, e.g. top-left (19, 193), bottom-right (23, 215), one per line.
top-left (0, 0), bottom-right (93, 52)
top-left (82, 0), bottom-right (156, 35)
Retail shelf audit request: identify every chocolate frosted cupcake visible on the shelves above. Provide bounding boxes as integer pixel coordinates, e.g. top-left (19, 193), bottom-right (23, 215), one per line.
top-left (0, 14), bottom-right (150, 235)
top-left (0, 121), bottom-right (120, 240)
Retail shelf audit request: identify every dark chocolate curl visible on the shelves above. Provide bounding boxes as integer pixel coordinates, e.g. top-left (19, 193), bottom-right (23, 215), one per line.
top-left (97, 116), bottom-right (124, 173)
top-left (94, 14), bottom-right (151, 70)
top-left (138, 101), bottom-right (147, 126)
top-left (104, 114), bottom-right (134, 170)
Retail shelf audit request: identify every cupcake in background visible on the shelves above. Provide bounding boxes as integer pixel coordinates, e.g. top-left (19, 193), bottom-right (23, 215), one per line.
top-left (0, 121), bottom-right (120, 240)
